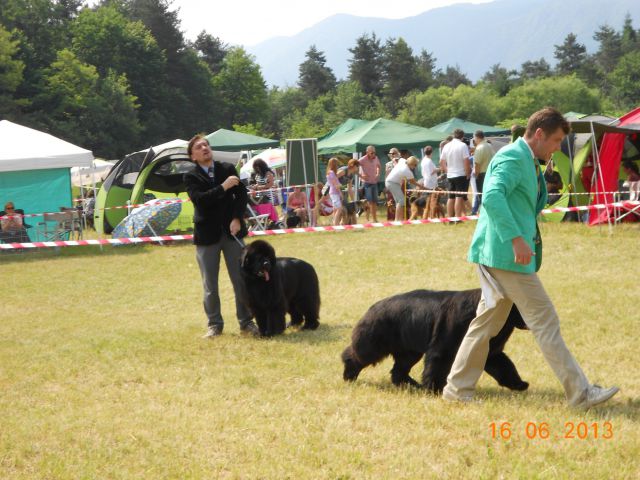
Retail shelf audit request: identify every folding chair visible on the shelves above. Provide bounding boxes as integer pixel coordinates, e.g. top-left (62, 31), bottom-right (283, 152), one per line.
top-left (37, 211), bottom-right (78, 241)
top-left (615, 181), bottom-right (640, 223)
top-left (246, 204), bottom-right (270, 232)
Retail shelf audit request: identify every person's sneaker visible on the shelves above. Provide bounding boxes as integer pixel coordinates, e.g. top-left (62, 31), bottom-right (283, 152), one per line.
top-left (240, 321), bottom-right (260, 337)
top-left (202, 325), bottom-right (223, 338)
top-left (442, 389), bottom-right (475, 403)
top-left (578, 384), bottom-right (619, 409)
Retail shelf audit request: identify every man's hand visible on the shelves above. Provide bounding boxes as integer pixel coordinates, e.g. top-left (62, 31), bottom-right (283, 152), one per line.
top-left (512, 236), bottom-right (534, 265)
top-left (230, 218), bottom-right (241, 236)
top-left (222, 175), bottom-right (240, 191)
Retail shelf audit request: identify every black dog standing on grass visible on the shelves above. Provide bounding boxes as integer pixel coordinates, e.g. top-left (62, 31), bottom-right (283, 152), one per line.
top-left (342, 288), bottom-right (529, 393)
top-left (240, 240), bottom-right (320, 336)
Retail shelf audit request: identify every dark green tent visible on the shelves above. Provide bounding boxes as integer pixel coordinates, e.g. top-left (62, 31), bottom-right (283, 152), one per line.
top-left (430, 118), bottom-right (510, 137)
top-left (205, 129), bottom-right (279, 152)
top-left (317, 118), bottom-right (443, 155)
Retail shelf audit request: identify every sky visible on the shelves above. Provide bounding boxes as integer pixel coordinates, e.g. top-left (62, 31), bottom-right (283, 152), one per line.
top-left (173, 0), bottom-right (493, 46)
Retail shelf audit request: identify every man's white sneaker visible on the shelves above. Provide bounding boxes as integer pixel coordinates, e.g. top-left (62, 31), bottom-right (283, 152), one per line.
top-left (579, 384), bottom-right (619, 409)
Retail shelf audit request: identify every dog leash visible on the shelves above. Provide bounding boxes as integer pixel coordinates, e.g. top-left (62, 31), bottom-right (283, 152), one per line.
top-left (231, 233), bottom-right (246, 249)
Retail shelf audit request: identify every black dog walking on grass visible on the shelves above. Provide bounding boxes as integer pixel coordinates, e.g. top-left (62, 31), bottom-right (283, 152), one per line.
top-left (240, 240), bottom-right (320, 337)
top-left (342, 288), bottom-right (529, 393)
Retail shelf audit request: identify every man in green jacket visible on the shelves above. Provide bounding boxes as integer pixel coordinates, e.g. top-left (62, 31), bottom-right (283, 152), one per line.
top-left (443, 107), bottom-right (619, 409)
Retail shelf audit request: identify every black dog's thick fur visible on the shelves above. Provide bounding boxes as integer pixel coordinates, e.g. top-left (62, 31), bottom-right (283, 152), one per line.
top-left (240, 240), bottom-right (320, 336)
top-left (342, 288), bottom-right (529, 393)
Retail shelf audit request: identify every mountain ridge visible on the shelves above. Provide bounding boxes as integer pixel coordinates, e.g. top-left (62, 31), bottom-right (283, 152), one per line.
top-left (246, 0), bottom-right (639, 87)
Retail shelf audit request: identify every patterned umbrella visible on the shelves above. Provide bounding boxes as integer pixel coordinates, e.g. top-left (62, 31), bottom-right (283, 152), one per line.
top-left (112, 198), bottom-right (182, 239)
top-left (240, 148), bottom-right (287, 176)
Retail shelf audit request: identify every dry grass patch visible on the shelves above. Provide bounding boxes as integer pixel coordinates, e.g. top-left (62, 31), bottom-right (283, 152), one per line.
top-left (1, 222), bottom-right (638, 479)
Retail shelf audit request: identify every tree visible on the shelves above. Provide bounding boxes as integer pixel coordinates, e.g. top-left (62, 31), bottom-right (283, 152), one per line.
top-left (214, 47), bottom-right (268, 127)
top-left (37, 49), bottom-right (140, 157)
top-left (297, 45), bottom-right (336, 100)
top-left (396, 86), bottom-right (455, 127)
top-left (124, 0), bottom-right (184, 59)
top-left (0, 0), bottom-right (81, 101)
top-left (70, 5), bottom-right (169, 141)
top-left (331, 81), bottom-right (375, 122)
top-left (415, 49), bottom-right (438, 91)
top-left (482, 63), bottom-right (517, 96)
top-left (449, 84), bottom-right (500, 126)
top-left (347, 33), bottom-right (383, 96)
top-left (620, 13), bottom-right (638, 54)
top-left (434, 65), bottom-right (471, 89)
top-left (519, 58), bottom-right (552, 81)
top-left (499, 76), bottom-right (601, 120)
top-left (553, 33), bottom-right (586, 76)
top-left (593, 24), bottom-right (622, 75)
top-left (263, 86), bottom-right (308, 139)
top-left (193, 31), bottom-right (228, 75)
top-left (0, 24), bottom-right (25, 114)
top-left (173, 48), bottom-right (222, 136)
top-left (381, 37), bottom-right (421, 113)
top-left (608, 51), bottom-right (640, 109)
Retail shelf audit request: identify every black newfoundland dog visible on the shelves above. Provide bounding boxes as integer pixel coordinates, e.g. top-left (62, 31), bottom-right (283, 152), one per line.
top-left (240, 240), bottom-right (320, 336)
top-left (342, 288), bottom-right (529, 393)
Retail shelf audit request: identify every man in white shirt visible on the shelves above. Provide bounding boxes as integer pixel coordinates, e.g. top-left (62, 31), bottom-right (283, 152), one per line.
top-left (439, 128), bottom-right (470, 218)
top-left (420, 146), bottom-right (438, 190)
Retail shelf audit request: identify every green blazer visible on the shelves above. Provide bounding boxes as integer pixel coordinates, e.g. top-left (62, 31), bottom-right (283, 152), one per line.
top-left (468, 137), bottom-right (547, 274)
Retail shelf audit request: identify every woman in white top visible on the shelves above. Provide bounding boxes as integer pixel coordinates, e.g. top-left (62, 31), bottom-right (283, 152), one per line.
top-left (385, 156), bottom-right (422, 221)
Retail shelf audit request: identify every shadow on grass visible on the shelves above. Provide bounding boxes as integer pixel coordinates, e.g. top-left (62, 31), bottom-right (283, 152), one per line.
top-left (253, 322), bottom-right (351, 345)
top-left (0, 242), bottom-right (189, 264)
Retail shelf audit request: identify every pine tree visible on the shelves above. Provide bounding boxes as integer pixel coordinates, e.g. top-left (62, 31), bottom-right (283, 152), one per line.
top-left (347, 33), bottom-right (383, 96)
top-left (297, 45), bottom-right (336, 100)
top-left (553, 33), bottom-right (586, 75)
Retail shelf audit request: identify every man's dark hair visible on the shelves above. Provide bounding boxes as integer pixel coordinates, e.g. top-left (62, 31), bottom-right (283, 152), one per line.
top-left (453, 128), bottom-right (465, 139)
top-left (474, 130), bottom-right (485, 139)
top-left (187, 134), bottom-right (209, 157)
top-left (526, 107), bottom-right (569, 137)
top-left (424, 146), bottom-right (433, 155)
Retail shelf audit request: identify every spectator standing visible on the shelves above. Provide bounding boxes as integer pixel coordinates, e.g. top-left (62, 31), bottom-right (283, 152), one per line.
top-left (326, 157), bottom-right (343, 226)
top-left (471, 130), bottom-right (494, 214)
top-left (440, 129), bottom-right (471, 218)
top-left (358, 145), bottom-right (381, 222)
top-left (420, 146), bottom-right (438, 191)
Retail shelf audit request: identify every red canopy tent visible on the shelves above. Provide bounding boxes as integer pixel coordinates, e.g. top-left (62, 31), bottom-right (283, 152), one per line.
top-left (588, 107), bottom-right (640, 225)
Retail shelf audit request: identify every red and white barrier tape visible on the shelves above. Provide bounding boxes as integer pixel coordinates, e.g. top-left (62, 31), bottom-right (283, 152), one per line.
top-left (1, 201), bottom-right (638, 250)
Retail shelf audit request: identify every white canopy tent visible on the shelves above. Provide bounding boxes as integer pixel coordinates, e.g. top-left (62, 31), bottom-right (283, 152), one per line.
top-left (0, 120), bottom-right (94, 240)
top-left (0, 120), bottom-right (93, 172)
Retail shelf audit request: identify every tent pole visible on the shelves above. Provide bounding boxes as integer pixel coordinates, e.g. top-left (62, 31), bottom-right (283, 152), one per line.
top-left (300, 140), bottom-right (309, 227)
top-left (590, 122), bottom-right (613, 234)
top-left (567, 134), bottom-right (575, 212)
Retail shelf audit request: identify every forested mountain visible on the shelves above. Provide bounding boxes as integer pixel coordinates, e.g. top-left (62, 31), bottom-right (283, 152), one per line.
top-left (248, 0), bottom-right (639, 86)
top-left (1, 0), bottom-right (639, 158)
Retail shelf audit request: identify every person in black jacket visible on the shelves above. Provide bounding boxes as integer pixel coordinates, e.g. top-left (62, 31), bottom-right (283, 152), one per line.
top-left (184, 135), bottom-right (259, 337)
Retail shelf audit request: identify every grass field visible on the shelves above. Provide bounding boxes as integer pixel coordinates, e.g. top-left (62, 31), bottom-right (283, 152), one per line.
top-left (1, 221), bottom-right (639, 479)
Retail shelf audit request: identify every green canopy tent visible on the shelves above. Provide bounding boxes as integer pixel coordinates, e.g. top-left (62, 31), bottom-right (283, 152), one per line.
top-left (429, 118), bottom-right (510, 137)
top-left (317, 118), bottom-right (443, 162)
top-left (205, 129), bottom-right (279, 152)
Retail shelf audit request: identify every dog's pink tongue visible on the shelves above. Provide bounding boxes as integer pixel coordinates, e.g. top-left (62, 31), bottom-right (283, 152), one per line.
top-left (264, 270), bottom-right (270, 282)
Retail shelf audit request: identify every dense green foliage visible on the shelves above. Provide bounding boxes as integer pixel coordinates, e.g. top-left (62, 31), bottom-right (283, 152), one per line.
top-left (1, 2), bottom-right (638, 157)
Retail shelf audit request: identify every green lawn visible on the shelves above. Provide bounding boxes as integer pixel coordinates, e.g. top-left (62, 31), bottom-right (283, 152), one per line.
top-left (1, 222), bottom-right (638, 479)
